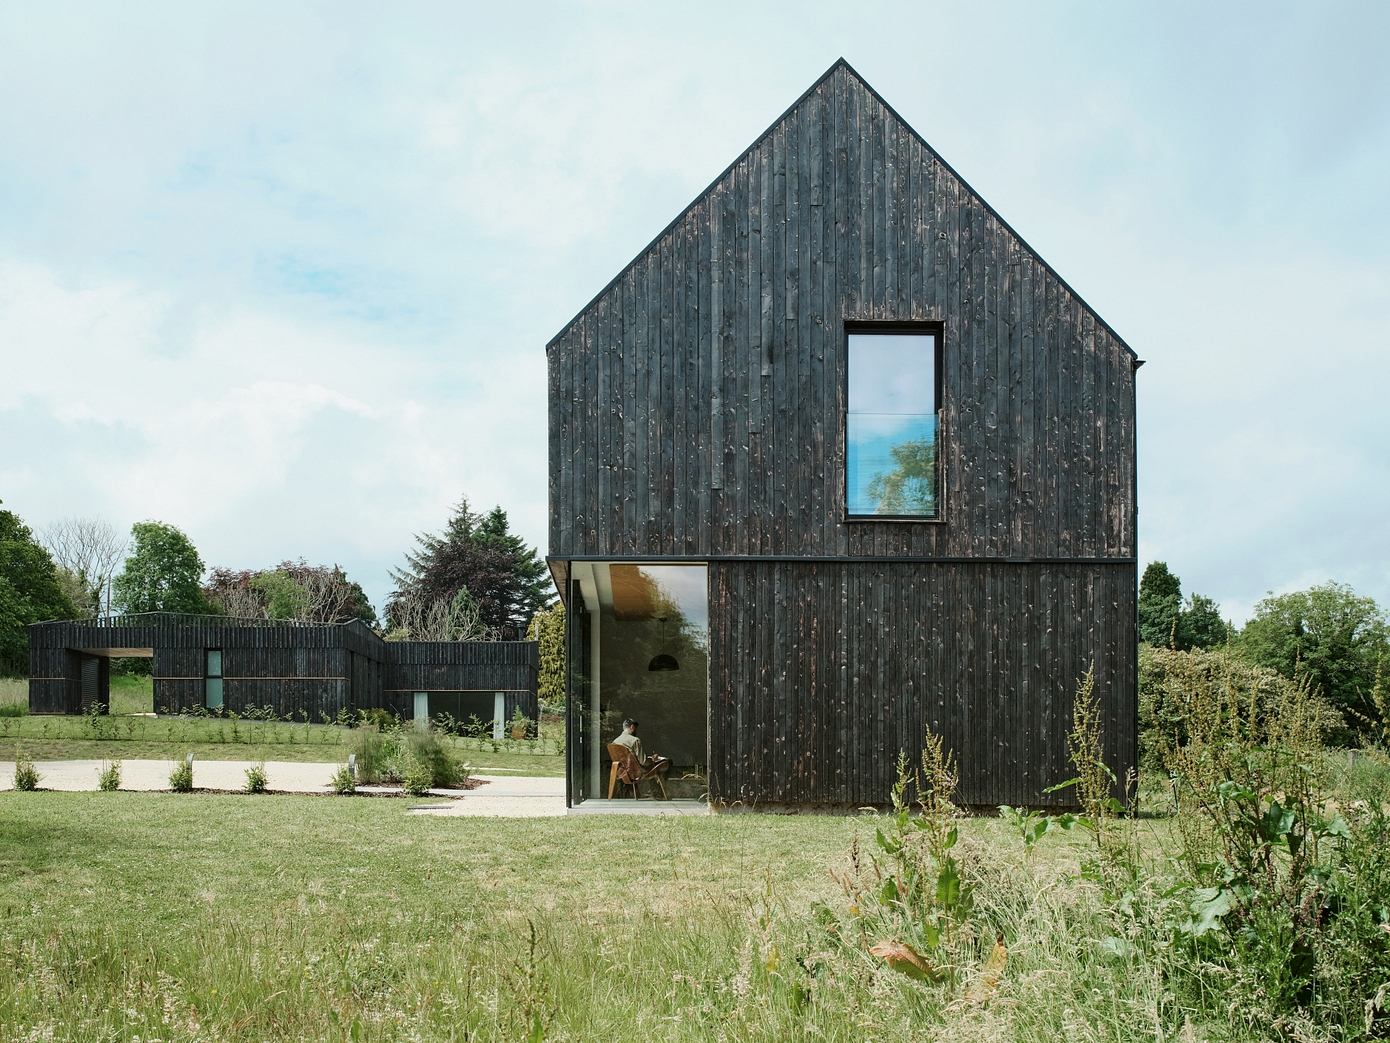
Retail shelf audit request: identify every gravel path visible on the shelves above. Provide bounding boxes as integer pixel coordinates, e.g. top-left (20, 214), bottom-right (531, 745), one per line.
top-left (0, 758), bottom-right (567, 815)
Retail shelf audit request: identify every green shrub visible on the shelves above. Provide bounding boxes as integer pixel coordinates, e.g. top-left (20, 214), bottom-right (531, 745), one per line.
top-left (168, 759), bottom-right (193, 792)
top-left (96, 761), bottom-right (121, 791)
top-left (356, 708), bottom-right (398, 731)
top-left (348, 725), bottom-right (399, 784)
top-left (0, 702), bottom-right (27, 718)
top-left (401, 756), bottom-right (434, 796)
top-left (243, 762), bottom-right (268, 794)
top-left (397, 727), bottom-right (465, 788)
top-left (13, 755), bottom-right (40, 791)
top-left (330, 764), bottom-right (356, 795)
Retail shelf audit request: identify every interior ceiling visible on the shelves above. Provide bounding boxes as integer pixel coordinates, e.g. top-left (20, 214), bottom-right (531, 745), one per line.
top-left (609, 565), bottom-right (662, 621)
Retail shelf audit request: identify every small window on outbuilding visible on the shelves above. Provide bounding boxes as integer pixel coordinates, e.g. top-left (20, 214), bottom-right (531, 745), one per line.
top-left (846, 329), bottom-right (942, 518)
top-left (205, 648), bottom-right (224, 711)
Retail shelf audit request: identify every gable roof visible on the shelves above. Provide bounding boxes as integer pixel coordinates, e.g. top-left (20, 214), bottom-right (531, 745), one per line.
top-left (547, 58), bottom-right (1138, 363)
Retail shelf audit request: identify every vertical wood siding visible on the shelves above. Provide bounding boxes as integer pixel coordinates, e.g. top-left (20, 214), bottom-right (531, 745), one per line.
top-left (707, 561), bottom-right (1135, 807)
top-left (548, 63), bottom-right (1136, 561)
top-left (26, 617), bottom-right (539, 721)
top-left (547, 60), bottom-right (1139, 807)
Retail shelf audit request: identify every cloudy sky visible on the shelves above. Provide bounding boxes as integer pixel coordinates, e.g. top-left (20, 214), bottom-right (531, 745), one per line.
top-left (2, 2), bottom-right (1386, 623)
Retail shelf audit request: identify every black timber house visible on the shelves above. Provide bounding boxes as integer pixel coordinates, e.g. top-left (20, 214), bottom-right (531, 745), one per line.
top-left (548, 60), bottom-right (1140, 808)
top-left (29, 613), bottom-right (539, 730)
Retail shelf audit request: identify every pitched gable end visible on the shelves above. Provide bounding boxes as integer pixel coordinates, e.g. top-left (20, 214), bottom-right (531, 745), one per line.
top-left (546, 58), bottom-right (1136, 362)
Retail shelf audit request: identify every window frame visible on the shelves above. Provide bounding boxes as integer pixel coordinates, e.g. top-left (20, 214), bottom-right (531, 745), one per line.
top-left (842, 320), bottom-right (946, 523)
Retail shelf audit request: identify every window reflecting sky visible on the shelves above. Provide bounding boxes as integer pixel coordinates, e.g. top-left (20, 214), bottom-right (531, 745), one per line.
top-left (847, 333), bottom-right (936, 515)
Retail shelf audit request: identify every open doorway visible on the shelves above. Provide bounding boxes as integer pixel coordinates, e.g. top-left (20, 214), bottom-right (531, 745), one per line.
top-left (566, 563), bottom-right (708, 804)
top-left (75, 648), bottom-right (154, 715)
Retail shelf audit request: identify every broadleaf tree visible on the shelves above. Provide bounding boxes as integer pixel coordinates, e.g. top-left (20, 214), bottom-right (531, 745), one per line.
top-left (0, 504), bottom-right (79, 674)
top-left (112, 521), bottom-right (210, 615)
top-left (1138, 561), bottom-right (1183, 648)
top-left (527, 601), bottom-right (565, 710)
top-left (1237, 582), bottom-right (1390, 743)
top-left (204, 560), bottom-right (377, 624)
top-left (866, 438), bottom-right (937, 515)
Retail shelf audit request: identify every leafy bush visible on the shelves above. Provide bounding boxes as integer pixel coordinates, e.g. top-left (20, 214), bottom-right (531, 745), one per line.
top-left (1169, 744), bottom-right (1390, 1034)
top-left (13, 755), bottom-right (40, 791)
top-left (330, 764), bottom-right (356, 795)
top-left (96, 761), bottom-right (121, 791)
top-left (168, 759), bottom-right (193, 792)
top-left (356, 707), bottom-right (398, 731)
top-left (401, 756), bottom-right (434, 796)
top-left (0, 702), bottom-right (27, 718)
top-left (243, 762), bottom-right (268, 794)
top-left (1145, 646), bottom-right (1390, 1035)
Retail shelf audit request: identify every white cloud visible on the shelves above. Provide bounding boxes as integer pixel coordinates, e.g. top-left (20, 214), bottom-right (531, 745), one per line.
top-left (1, 1), bottom-right (1387, 626)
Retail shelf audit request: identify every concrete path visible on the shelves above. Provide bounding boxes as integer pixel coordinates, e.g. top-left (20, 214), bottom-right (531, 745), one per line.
top-left (0, 759), bottom-right (564, 812)
top-left (407, 773), bottom-right (566, 817)
top-left (0, 761), bottom-right (710, 818)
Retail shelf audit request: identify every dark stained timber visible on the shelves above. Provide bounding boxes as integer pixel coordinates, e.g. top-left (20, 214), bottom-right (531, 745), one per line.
top-left (28, 614), bottom-right (539, 723)
top-left (547, 60), bottom-right (1140, 808)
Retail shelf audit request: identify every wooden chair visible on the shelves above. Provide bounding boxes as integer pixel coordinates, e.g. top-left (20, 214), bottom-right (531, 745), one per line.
top-left (606, 742), bottom-right (669, 800)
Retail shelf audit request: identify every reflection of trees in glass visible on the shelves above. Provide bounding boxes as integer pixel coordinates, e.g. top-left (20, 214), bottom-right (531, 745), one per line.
top-left (603, 567), bottom-right (708, 768)
top-left (866, 436), bottom-right (937, 515)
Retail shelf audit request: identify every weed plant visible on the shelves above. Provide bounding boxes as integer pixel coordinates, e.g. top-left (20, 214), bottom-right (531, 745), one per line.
top-left (12, 754), bottom-right (39, 791)
top-left (96, 761), bottom-right (121, 791)
top-left (329, 764), bottom-right (355, 795)
top-left (168, 759), bottom-right (193, 793)
top-left (243, 762), bottom-right (268, 794)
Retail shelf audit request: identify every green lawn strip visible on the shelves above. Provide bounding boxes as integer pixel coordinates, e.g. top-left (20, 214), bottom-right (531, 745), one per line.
top-left (0, 738), bottom-right (348, 763)
top-left (0, 718), bottom-right (564, 775)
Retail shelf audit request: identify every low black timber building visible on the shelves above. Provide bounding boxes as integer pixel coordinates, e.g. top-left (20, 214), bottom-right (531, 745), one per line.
top-left (548, 60), bottom-right (1140, 808)
top-left (28, 613), bottom-right (539, 727)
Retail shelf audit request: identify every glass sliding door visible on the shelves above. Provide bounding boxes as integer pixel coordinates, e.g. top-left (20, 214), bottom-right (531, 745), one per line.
top-left (566, 562), bottom-right (708, 805)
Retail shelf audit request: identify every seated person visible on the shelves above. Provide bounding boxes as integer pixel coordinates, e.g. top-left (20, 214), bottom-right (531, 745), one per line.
top-left (611, 718), bottom-right (670, 780)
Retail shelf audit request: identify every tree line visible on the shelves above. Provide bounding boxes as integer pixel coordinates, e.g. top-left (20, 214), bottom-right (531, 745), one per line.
top-left (0, 497), bottom-right (555, 675)
top-left (1138, 560), bottom-right (1390, 744)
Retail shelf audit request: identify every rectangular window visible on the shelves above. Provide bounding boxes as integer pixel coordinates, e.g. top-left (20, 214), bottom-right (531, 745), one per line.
top-left (846, 329), bottom-right (941, 518)
top-left (205, 648), bottom-right (223, 711)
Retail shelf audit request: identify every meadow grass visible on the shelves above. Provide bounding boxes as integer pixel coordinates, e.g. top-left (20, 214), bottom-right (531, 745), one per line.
top-left (0, 791), bottom-right (1155, 1043)
top-left (4, 768), bottom-right (1387, 1040)
top-left (0, 674), bottom-right (151, 715)
top-left (0, 677), bottom-right (26, 713)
